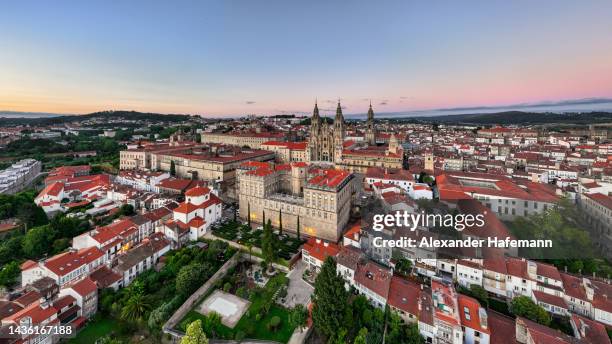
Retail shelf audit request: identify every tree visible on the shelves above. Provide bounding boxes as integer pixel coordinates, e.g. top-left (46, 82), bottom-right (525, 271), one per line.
top-left (312, 256), bottom-right (351, 340)
top-left (278, 209), bottom-right (283, 235)
top-left (121, 293), bottom-right (152, 322)
top-left (394, 257), bottom-right (412, 276)
top-left (22, 225), bottom-right (54, 258)
top-left (468, 284), bottom-right (489, 307)
top-left (202, 312), bottom-right (222, 338)
top-left (261, 219), bottom-right (275, 265)
top-left (268, 316), bottom-right (281, 332)
top-left (119, 204), bottom-right (135, 216)
top-left (176, 263), bottom-right (210, 296)
top-left (0, 261), bottom-right (21, 287)
top-left (16, 203), bottom-right (47, 231)
top-left (247, 203), bottom-right (251, 227)
top-left (511, 296), bottom-right (551, 326)
top-left (296, 215), bottom-right (300, 239)
top-left (289, 304), bottom-right (308, 332)
top-left (354, 327), bottom-right (368, 344)
top-left (181, 320), bottom-right (209, 344)
top-left (170, 160), bottom-right (176, 176)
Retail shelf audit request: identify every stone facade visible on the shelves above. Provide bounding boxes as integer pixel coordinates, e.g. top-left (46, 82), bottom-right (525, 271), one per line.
top-left (237, 162), bottom-right (356, 242)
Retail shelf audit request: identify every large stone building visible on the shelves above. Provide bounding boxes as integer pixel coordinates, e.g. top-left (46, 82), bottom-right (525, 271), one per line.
top-left (237, 161), bottom-right (356, 242)
top-left (302, 101), bottom-right (403, 173)
top-left (306, 101), bottom-right (346, 163)
top-left (200, 131), bottom-right (286, 149)
top-left (120, 143), bottom-right (274, 186)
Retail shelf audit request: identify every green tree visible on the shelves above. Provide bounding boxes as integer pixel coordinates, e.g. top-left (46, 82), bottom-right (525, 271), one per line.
top-left (247, 202), bottom-right (251, 227)
top-left (176, 263), bottom-right (210, 296)
top-left (22, 225), bottom-right (55, 258)
top-left (170, 160), bottom-right (176, 176)
top-left (312, 256), bottom-right (351, 340)
top-left (121, 293), bottom-right (152, 322)
top-left (17, 203), bottom-right (47, 231)
top-left (394, 257), bottom-right (412, 276)
top-left (278, 209), bottom-right (283, 235)
top-left (0, 261), bottom-right (21, 287)
top-left (119, 204), bottom-right (135, 216)
top-left (296, 215), bottom-right (300, 238)
top-left (202, 312), bottom-right (222, 338)
top-left (181, 320), bottom-right (209, 344)
top-left (289, 304), bottom-right (308, 332)
top-left (511, 296), bottom-right (551, 326)
top-left (354, 327), bottom-right (368, 344)
top-left (261, 219), bottom-right (275, 265)
top-left (468, 284), bottom-right (489, 307)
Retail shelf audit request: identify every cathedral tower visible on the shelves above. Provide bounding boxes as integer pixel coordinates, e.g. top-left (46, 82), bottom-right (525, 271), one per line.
top-left (333, 101), bottom-right (346, 163)
top-left (365, 102), bottom-right (377, 145)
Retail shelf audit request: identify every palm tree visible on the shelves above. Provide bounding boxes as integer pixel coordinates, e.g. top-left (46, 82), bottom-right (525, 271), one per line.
top-left (121, 293), bottom-right (152, 322)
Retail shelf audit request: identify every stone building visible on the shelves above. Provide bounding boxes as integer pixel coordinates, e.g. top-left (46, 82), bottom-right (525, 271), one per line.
top-left (237, 161), bottom-right (356, 242)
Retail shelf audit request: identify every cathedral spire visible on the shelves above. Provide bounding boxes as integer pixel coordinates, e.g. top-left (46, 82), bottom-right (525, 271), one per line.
top-left (367, 102), bottom-right (374, 121)
top-left (335, 100), bottom-right (344, 122)
top-left (313, 100), bottom-right (320, 119)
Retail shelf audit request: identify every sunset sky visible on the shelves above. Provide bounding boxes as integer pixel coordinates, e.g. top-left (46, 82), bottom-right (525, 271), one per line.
top-left (1, 1), bottom-right (611, 117)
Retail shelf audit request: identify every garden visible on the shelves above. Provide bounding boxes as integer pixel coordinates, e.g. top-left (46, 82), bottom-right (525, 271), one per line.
top-left (212, 220), bottom-right (304, 261)
top-left (71, 239), bottom-right (237, 343)
top-left (178, 261), bottom-right (305, 343)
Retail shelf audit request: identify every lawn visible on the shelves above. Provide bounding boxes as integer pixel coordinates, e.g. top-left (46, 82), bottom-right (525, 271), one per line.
top-left (69, 315), bottom-right (121, 344)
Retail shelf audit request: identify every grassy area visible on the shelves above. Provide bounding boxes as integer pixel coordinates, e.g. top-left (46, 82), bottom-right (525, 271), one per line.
top-left (179, 273), bottom-right (295, 343)
top-left (69, 315), bottom-right (122, 344)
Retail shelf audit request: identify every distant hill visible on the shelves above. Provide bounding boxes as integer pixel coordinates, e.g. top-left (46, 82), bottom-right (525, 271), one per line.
top-left (396, 111), bottom-right (612, 125)
top-left (0, 110), bottom-right (194, 126)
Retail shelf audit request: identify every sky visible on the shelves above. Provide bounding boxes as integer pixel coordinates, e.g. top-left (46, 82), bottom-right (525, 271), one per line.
top-left (1, 1), bottom-right (612, 117)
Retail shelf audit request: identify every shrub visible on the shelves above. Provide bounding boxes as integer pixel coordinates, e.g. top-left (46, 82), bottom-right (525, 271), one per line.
top-left (268, 316), bottom-right (281, 332)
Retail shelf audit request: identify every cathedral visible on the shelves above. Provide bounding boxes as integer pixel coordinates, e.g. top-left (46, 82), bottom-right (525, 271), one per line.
top-left (306, 101), bottom-right (378, 163)
top-left (306, 101), bottom-right (345, 163)
top-left (305, 100), bottom-right (402, 172)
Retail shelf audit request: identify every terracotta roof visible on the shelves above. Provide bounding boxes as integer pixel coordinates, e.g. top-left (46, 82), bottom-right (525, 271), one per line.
top-left (184, 186), bottom-right (211, 197)
top-left (89, 266), bottom-right (122, 289)
top-left (69, 277), bottom-right (98, 296)
top-left (44, 247), bottom-right (104, 277)
top-left (302, 237), bottom-right (340, 262)
top-left (570, 314), bottom-right (611, 344)
top-left (355, 261), bottom-right (392, 299)
top-left (585, 193), bottom-right (612, 211)
top-left (533, 290), bottom-right (567, 309)
top-left (14, 291), bottom-right (42, 308)
top-left (53, 295), bottom-right (76, 310)
top-left (458, 294), bottom-right (490, 334)
top-left (387, 276), bottom-right (421, 316)
top-left (488, 311), bottom-right (517, 344)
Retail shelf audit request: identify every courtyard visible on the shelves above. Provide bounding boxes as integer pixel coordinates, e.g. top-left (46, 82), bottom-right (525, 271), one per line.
top-left (196, 290), bottom-right (250, 328)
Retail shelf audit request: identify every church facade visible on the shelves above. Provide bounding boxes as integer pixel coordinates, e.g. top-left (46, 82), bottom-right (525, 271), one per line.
top-left (305, 101), bottom-right (346, 163)
top-left (305, 101), bottom-right (404, 173)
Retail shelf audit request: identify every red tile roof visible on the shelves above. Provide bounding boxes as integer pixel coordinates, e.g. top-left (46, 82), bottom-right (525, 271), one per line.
top-left (387, 276), bottom-right (421, 316)
top-left (355, 261), bottom-right (392, 299)
top-left (585, 193), bottom-right (612, 211)
top-left (69, 277), bottom-right (97, 297)
top-left (458, 294), bottom-right (490, 334)
top-left (302, 237), bottom-right (339, 262)
top-left (184, 186), bottom-right (211, 197)
top-left (44, 247), bottom-right (104, 277)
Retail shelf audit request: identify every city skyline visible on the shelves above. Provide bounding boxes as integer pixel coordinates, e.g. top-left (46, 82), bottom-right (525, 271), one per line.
top-left (1, 1), bottom-right (612, 116)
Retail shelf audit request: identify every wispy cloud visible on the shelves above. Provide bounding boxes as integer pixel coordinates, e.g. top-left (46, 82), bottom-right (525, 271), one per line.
top-left (245, 101), bottom-right (256, 105)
